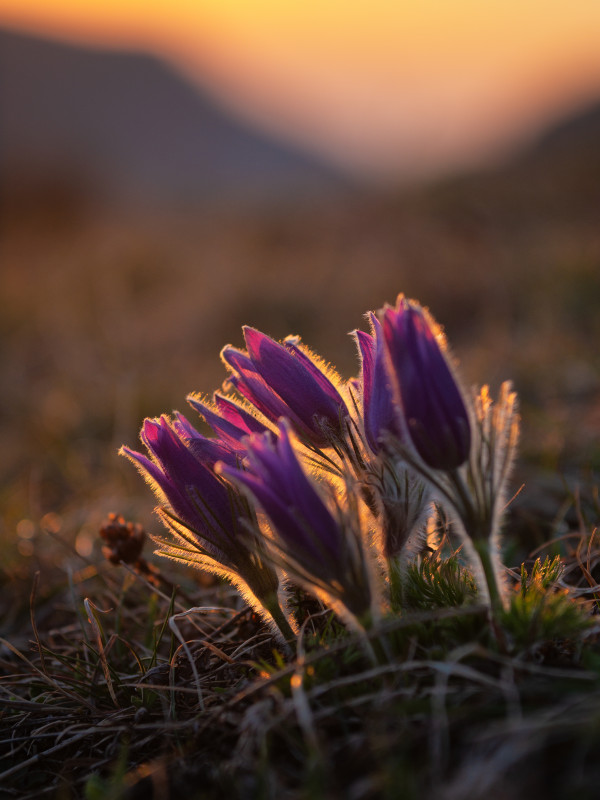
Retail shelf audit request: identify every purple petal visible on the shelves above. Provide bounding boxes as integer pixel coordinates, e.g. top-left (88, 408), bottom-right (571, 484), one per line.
top-left (234, 424), bottom-right (343, 561)
top-left (187, 394), bottom-right (250, 449)
top-left (213, 394), bottom-right (274, 437)
top-left (137, 417), bottom-right (236, 544)
top-left (222, 344), bottom-right (304, 426)
top-left (121, 446), bottom-right (173, 502)
top-left (354, 313), bottom-right (402, 454)
top-left (121, 443), bottom-right (203, 534)
top-left (220, 461), bottom-right (324, 562)
top-left (174, 412), bottom-right (240, 469)
top-left (283, 337), bottom-right (348, 409)
top-left (382, 297), bottom-right (471, 470)
top-left (243, 327), bottom-right (347, 437)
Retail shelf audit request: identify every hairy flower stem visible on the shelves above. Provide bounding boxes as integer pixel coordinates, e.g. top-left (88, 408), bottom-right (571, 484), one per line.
top-left (446, 472), bottom-right (503, 590)
top-left (259, 591), bottom-right (297, 652)
top-left (471, 539), bottom-right (502, 615)
top-left (464, 537), bottom-right (507, 651)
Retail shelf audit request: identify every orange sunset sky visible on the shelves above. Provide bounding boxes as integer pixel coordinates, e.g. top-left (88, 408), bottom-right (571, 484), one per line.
top-left (2, 1), bottom-right (600, 178)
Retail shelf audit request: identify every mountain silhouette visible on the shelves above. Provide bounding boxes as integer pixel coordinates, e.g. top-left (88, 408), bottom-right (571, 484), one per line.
top-left (502, 97), bottom-right (600, 216)
top-left (0, 26), bottom-right (347, 209)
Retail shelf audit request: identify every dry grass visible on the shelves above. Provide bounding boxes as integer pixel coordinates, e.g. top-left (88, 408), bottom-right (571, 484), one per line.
top-left (1, 518), bottom-right (600, 799)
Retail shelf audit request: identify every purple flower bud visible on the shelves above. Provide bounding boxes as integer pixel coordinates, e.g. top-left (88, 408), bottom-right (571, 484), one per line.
top-left (187, 392), bottom-right (274, 450)
top-left (220, 422), bottom-right (374, 621)
top-left (121, 414), bottom-right (290, 638)
top-left (382, 296), bottom-right (471, 471)
top-left (220, 422), bottom-right (342, 564)
top-left (353, 312), bottom-right (403, 454)
top-left (221, 327), bottom-right (348, 447)
top-left (121, 416), bottom-right (241, 563)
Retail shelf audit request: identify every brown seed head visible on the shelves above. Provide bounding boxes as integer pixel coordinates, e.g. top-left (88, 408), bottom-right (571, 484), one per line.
top-left (99, 513), bottom-right (145, 565)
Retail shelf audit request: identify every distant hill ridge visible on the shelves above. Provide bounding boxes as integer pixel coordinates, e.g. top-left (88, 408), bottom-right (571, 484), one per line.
top-left (2, 26), bottom-right (600, 213)
top-left (0, 26), bottom-right (348, 208)
top-left (531, 102), bottom-right (600, 153)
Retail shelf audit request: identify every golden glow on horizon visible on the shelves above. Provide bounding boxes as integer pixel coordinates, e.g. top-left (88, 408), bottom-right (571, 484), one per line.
top-left (4, 1), bottom-right (600, 65)
top-left (1, 1), bottom-right (600, 175)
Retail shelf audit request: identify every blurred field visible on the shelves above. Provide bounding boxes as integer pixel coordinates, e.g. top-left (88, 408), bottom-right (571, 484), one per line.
top-left (1, 127), bottom-right (600, 630)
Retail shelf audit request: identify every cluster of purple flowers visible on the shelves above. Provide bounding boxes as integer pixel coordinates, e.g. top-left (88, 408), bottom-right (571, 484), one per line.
top-left (122, 294), bottom-right (519, 640)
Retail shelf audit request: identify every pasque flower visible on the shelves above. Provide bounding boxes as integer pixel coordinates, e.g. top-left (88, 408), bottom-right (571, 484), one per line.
top-left (219, 421), bottom-right (375, 626)
top-left (120, 289), bottom-right (521, 644)
top-left (380, 295), bottom-right (519, 619)
top-left (121, 416), bottom-right (237, 563)
top-left (221, 327), bottom-right (349, 448)
top-left (353, 311), bottom-right (432, 559)
top-left (353, 312), bottom-right (404, 456)
top-left (381, 295), bottom-right (471, 471)
top-left (120, 415), bottom-right (294, 640)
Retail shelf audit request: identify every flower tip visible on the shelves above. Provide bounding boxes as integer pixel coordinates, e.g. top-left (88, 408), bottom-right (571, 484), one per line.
top-left (219, 342), bottom-right (238, 368)
top-left (242, 326), bottom-right (275, 359)
top-left (241, 324), bottom-right (260, 344)
top-left (394, 292), bottom-right (408, 309)
top-left (140, 417), bottom-right (165, 448)
top-left (283, 334), bottom-right (301, 346)
top-left (377, 298), bottom-right (399, 325)
top-left (118, 445), bottom-right (149, 472)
